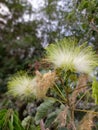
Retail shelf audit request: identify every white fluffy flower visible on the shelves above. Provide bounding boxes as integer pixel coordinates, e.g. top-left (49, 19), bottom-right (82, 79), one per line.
top-left (7, 72), bottom-right (36, 99)
top-left (46, 39), bottom-right (98, 74)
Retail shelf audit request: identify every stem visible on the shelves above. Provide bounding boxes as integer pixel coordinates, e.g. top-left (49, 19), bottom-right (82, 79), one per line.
top-left (70, 107), bottom-right (76, 130)
top-left (73, 85), bottom-right (87, 92)
top-left (75, 109), bottom-right (98, 115)
top-left (64, 86), bottom-right (76, 130)
top-left (40, 120), bottom-right (46, 130)
top-left (45, 97), bottom-right (65, 104)
top-left (75, 88), bottom-right (91, 107)
top-left (54, 83), bottom-right (67, 102)
top-left (65, 87), bottom-right (71, 106)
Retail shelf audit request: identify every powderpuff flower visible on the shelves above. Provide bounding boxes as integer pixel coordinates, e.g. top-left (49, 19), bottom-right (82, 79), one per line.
top-left (46, 38), bottom-right (98, 74)
top-left (7, 71), bottom-right (36, 99)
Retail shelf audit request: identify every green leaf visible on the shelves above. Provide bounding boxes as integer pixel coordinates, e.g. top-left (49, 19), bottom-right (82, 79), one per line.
top-left (78, 0), bottom-right (88, 10)
top-left (0, 109), bottom-right (7, 120)
top-left (35, 99), bottom-right (56, 124)
top-left (92, 78), bottom-right (98, 104)
top-left (45, 104), bottom-right (66, 128)
top-left (0, 109), bottom-right (7, 114)
top-left (8, 120), bottom-right (14, 130)
top-left (13, 112), bottom-right (24, 130)
top-left (45, 111), bottom-right (58, 128)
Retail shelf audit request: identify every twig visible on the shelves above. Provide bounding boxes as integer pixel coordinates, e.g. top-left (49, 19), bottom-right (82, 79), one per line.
top-left (75, 88), bottom-right (91, 107)
top-left (54, 83), bottom-right (67, 102)
top-left (75, 109), bottom-right (98, 115)
top-left (73, 85), bottom-right (87, 92)
top-left (40, 120), bottom-right (46, 130)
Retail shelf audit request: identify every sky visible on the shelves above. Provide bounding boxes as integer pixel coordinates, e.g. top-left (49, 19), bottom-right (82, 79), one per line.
top-left (0, 0), bottom-right (72, 22)
top-left (28, 0), bottom-right (45, 10)
top-left (0, 0), bottom-right (45, 19)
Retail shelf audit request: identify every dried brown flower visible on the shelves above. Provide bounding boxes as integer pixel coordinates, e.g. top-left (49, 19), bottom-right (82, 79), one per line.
top-left (35, 71), bottom-right (56, 99)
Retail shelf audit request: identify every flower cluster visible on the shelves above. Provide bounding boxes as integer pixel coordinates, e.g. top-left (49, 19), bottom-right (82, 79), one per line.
top-left (46, 38), bottom-right (98, 74)
top-left (7, 38), bottom-right (98, 100)
top-left (7, 71), bottom-right (56, 99)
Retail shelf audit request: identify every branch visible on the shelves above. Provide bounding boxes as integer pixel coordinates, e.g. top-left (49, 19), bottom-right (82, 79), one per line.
top-left (40, 119), bottom-right (50, 130)
top-left (40, 120), bottom-right (46, 130)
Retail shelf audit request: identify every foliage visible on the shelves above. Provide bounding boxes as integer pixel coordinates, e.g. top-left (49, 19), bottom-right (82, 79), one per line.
top-left (66, 0), bottom-right (98, 48)
top-left (35, 99), bottom-right (56, 124)
top-left (0, 109), bottom-right (24, 130)
top-left (22, 116), bottom-right (40, 130)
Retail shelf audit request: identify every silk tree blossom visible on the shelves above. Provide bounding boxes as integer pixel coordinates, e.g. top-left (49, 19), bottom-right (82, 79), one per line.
top-left (46, 38), bottom-right (98, 74)
top-left (8, 72), bottom-right (36, 99)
